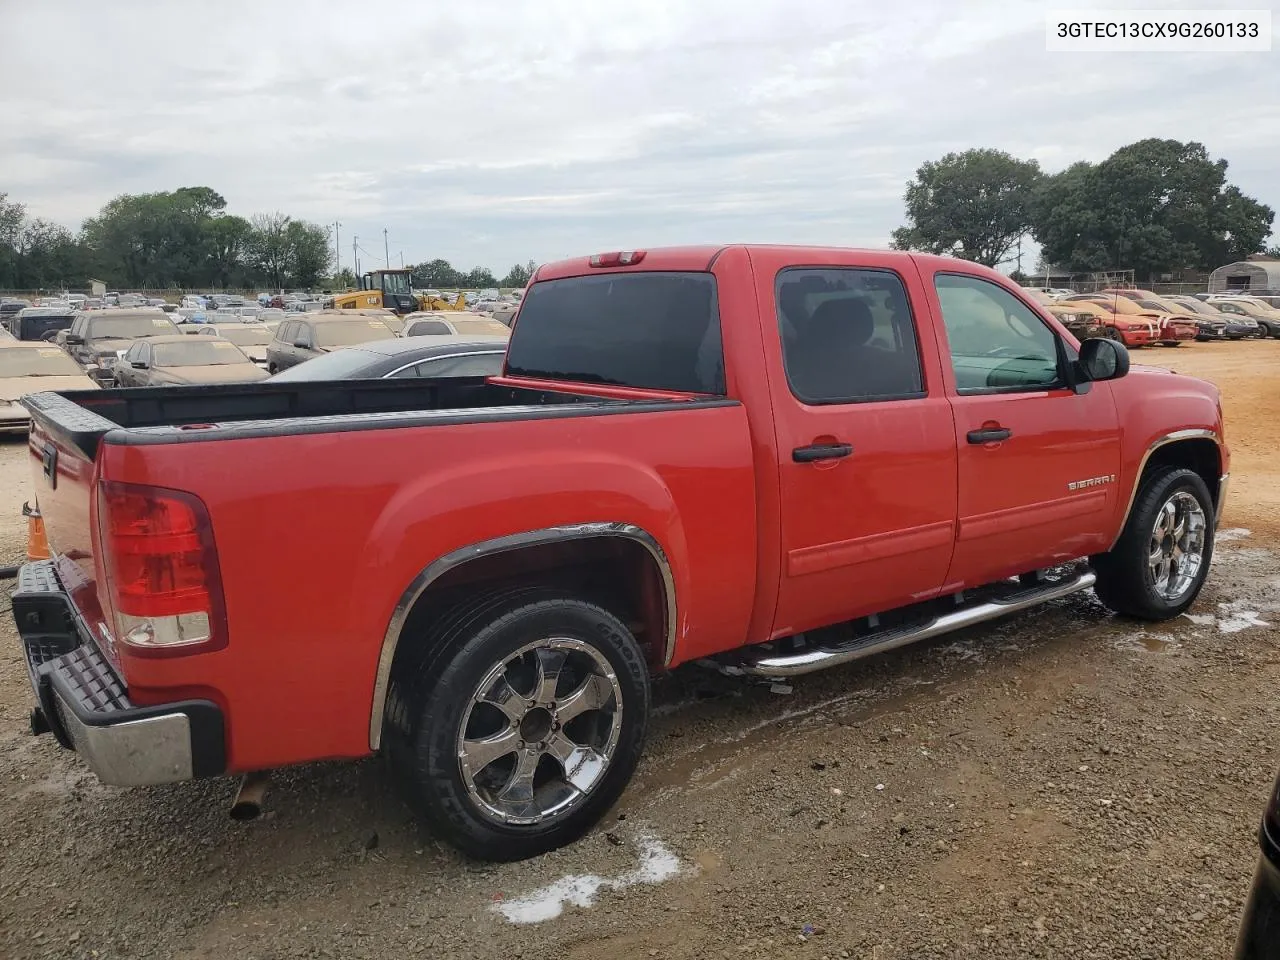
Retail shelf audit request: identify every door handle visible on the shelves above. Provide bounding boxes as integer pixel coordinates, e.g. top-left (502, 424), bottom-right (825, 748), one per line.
top-left (793, 442), bottom-right (853, 463)
top-left (967, 427), bottom-right (1012, 444)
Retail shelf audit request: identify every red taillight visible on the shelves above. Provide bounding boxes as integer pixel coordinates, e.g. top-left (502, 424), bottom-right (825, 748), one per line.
top-left (97, 480), bottom-right (227, 657)
top-left (588, 250), bottom-right (646, 268)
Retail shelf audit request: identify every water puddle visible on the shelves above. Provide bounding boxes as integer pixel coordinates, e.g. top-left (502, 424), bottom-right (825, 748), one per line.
top-left (1113, 631), bottom-right (1177, 654)
top-left (1216, 528), bottom-right (1252, 543)
top-left (491, 832), bottom-right (682, 924)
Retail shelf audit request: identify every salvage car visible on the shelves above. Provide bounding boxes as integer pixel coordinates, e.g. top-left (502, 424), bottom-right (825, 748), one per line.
top-left (1129, 299), bottom-right (1199, 346)
top-left (1056, 297), bottom-right (1157, 347)
top-left (268, 335), bottom-right (509, 381)
top-left (6, 305), bottom-right (76, 342)
top-left (401, 313), bottom-right (512, 338)
top-left (57, 309), bottom-right (182, 383)
top-left (0, 342), bottom-right (98, 432)
top-left (1162, 296), bottom-right (1242, 340)
top-left (1210, 297), bottom-right (1280, 338)
top-left (109, 335), bottom-right (268, 387)
top-left (12, 246), bottom-right (1228, 863)
top-left (192, 323), bottom-right (275, 368)
top-left (265, 312), bottom-right (397, 373)
top-left (1234, 769), bottom-right (1280, 958)
top-left (1041, 303), bottom-right (1106, 341)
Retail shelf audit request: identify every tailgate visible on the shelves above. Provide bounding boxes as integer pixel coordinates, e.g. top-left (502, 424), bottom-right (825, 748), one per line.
top-left (21, 392), bottom-right (118, 665)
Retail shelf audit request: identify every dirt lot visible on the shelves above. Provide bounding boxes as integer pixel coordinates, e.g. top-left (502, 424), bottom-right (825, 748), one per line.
top-left (2, 341), bottom-right (1280, 960)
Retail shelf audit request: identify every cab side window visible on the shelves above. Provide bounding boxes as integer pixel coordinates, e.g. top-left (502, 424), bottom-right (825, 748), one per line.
top-left (934, 274), bottom-right (1062, 394)
top-left (776, 268), bottom-right (925, 404)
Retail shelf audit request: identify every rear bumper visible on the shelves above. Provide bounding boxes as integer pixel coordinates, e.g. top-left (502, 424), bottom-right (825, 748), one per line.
top-left (11, 559), bottom-right (225, 786)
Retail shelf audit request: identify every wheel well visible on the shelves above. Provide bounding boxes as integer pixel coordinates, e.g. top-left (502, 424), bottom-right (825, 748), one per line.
top-left (1145, 438), bottom-right (1221, 505)
top-left (388, 536), bottom-right (670, 688)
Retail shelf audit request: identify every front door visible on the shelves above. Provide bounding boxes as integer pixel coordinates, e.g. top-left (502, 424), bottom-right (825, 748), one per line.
top-left (763, 260), bottom-right (959, 639)
top-left (925, 271), bottom-right (1122, 590)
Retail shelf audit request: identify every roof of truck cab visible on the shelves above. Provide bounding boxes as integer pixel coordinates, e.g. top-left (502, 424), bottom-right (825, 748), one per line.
top-left (532, 245), bottom-right (1006, 282)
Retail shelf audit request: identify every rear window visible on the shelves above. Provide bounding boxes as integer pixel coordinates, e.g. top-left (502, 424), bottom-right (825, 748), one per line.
top-left (505, 272), bottom-right (723, 394)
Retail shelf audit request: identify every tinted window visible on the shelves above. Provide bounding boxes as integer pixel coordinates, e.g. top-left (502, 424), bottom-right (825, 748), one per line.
top-left (506, 273), bottom-right (723, 394)
top-left (934, 274), bottom-right (1061, 393)
top-left (776, 268), bottom-right (924, 404)
top-left (406, 320), bottom-right (453, 336)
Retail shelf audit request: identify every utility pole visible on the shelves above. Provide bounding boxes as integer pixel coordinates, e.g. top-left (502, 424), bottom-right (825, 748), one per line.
top-left (383, 228), bottom-right (390, 268)
top-left (399, 251), bottom-right (404, 268)
top-left (1016, 236), bottom-right (1024, 277)
top-left (353, 235), bottom-right (360, 279)
top-left (333, 221), bottom-right (342, 281)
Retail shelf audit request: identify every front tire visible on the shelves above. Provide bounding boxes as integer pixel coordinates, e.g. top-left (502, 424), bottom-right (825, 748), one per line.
top-left (395, 595), bottom-right (650, 861)
top-left (1092, 467), bottom-right (1215, 620)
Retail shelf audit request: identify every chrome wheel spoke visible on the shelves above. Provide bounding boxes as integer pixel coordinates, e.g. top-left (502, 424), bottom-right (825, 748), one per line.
top-left (533, 648), bottom-right (568, 705)
top-left (478, 674), bottom-right (529, 725)
top-left (495, 748), bottom-right (541, 811)
top-left (556, 673), bottom-right (615, 722)
top-left (462, 727), bottom-right (521, 772)
top-left (544, 732), bottom-right (608, 793)
top-left (1148, 491), bottom-right (1208, 602)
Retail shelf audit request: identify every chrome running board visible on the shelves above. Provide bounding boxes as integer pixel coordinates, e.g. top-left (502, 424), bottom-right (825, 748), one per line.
top-left (730, 569), bottom-right (1097, 679)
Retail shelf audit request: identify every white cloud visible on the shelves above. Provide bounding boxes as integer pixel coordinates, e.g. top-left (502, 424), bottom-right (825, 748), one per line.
top-left (0, 0), bottom-right (1275, 273)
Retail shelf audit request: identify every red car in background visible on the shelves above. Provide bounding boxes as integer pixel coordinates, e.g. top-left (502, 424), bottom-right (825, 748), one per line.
top-left (1057, 297), bottom-right (1158, 347)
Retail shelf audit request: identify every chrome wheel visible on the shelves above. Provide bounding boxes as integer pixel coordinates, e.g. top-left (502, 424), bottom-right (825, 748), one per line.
top-left (1148, 491), bottom-right (1207, 602)
top-left (457, 637), bottom-right (623, 826)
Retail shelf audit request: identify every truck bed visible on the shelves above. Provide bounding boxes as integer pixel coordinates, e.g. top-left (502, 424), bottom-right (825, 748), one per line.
top-left (21, 377), bottom-right (678, 459)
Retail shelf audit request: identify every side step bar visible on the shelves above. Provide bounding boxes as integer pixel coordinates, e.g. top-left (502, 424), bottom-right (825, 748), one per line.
top-left (732, 569), bottom-right (1097, 679)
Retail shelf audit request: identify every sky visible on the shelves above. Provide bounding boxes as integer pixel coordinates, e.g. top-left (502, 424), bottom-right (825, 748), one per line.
top-left (1, 0), bottom-right (1277, 275)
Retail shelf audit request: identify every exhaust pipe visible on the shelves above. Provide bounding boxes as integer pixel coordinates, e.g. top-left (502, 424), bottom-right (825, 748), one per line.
top-left (230, 771), bottom-right (270, 821)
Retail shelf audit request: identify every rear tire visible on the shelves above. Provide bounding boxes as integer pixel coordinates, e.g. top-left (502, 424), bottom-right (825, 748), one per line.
top-left (392, 594), bottom-right (650, 861)
top-left (1091, 467), bottom-right (1215, 620)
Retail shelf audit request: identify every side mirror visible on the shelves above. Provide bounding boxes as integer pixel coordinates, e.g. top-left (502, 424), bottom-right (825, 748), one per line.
top-left (293, 339), bottom-right (309, 349)
top-left (64, 334), bottom-right (84, 344)
top-left (1077, 337), bottom-right (1129, 383)
top-left (131, 360), bottom-right (148, 369)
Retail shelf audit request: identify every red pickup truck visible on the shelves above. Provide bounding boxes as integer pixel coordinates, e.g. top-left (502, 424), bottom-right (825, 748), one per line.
top-left (13, 246), bottom-right (1228, 861)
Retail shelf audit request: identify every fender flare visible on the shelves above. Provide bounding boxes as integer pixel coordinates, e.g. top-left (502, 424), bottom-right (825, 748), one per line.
top-left (367, 522), bottom-right (676, 750)
top-left (1109, 428), bottom-right (1224, 549)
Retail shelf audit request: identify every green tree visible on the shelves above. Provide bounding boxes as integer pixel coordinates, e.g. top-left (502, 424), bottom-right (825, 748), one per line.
top-left (248, 212), bottom-right (292, 288)
top-left (1033, 139), bottom-right (1274, 279)
top-left (890, 149), bottom-right (1043, 267)
top-left (285, 220), bottom-right (332, 288)
top-left (462, 266), bottom-right (497, 288)
top-left (410, 258), bottom-right (463, 288)
top-left (205, 215), bottom-right (253, 289)
top-left (0, 193), bottom-right (26, 287)
top-left (501, 260), bottom-right (537, 288)
top-left (329, 267), bottom-right (357, 289)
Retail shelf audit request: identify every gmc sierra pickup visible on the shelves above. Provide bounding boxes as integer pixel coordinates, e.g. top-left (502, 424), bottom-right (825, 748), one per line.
top-left (12, 246), bottom-right (1228, 861)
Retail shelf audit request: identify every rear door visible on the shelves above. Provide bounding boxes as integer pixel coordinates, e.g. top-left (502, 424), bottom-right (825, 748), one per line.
top-left (756, 252), bottom-right (959, 638)
top-left (923, 269), bottom-right (1122, 589)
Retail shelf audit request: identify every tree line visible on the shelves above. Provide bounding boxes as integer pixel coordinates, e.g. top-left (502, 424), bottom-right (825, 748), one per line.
top-left (889, 139), bottom-right (1277, 281)
top-left (0, 186), bottom-right (539, 292)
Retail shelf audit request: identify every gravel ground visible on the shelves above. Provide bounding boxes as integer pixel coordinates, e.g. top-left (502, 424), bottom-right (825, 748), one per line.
top-left (2, 341), bottom-right (1279, 959)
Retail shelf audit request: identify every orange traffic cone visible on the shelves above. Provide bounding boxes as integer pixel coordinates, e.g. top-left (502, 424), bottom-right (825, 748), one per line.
top-left (23, 502), bottom-right (49, 562)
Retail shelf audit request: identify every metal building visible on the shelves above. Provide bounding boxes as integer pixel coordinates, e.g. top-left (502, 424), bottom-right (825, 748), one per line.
top-left (1207, 257), bottom-right (1280, 293)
